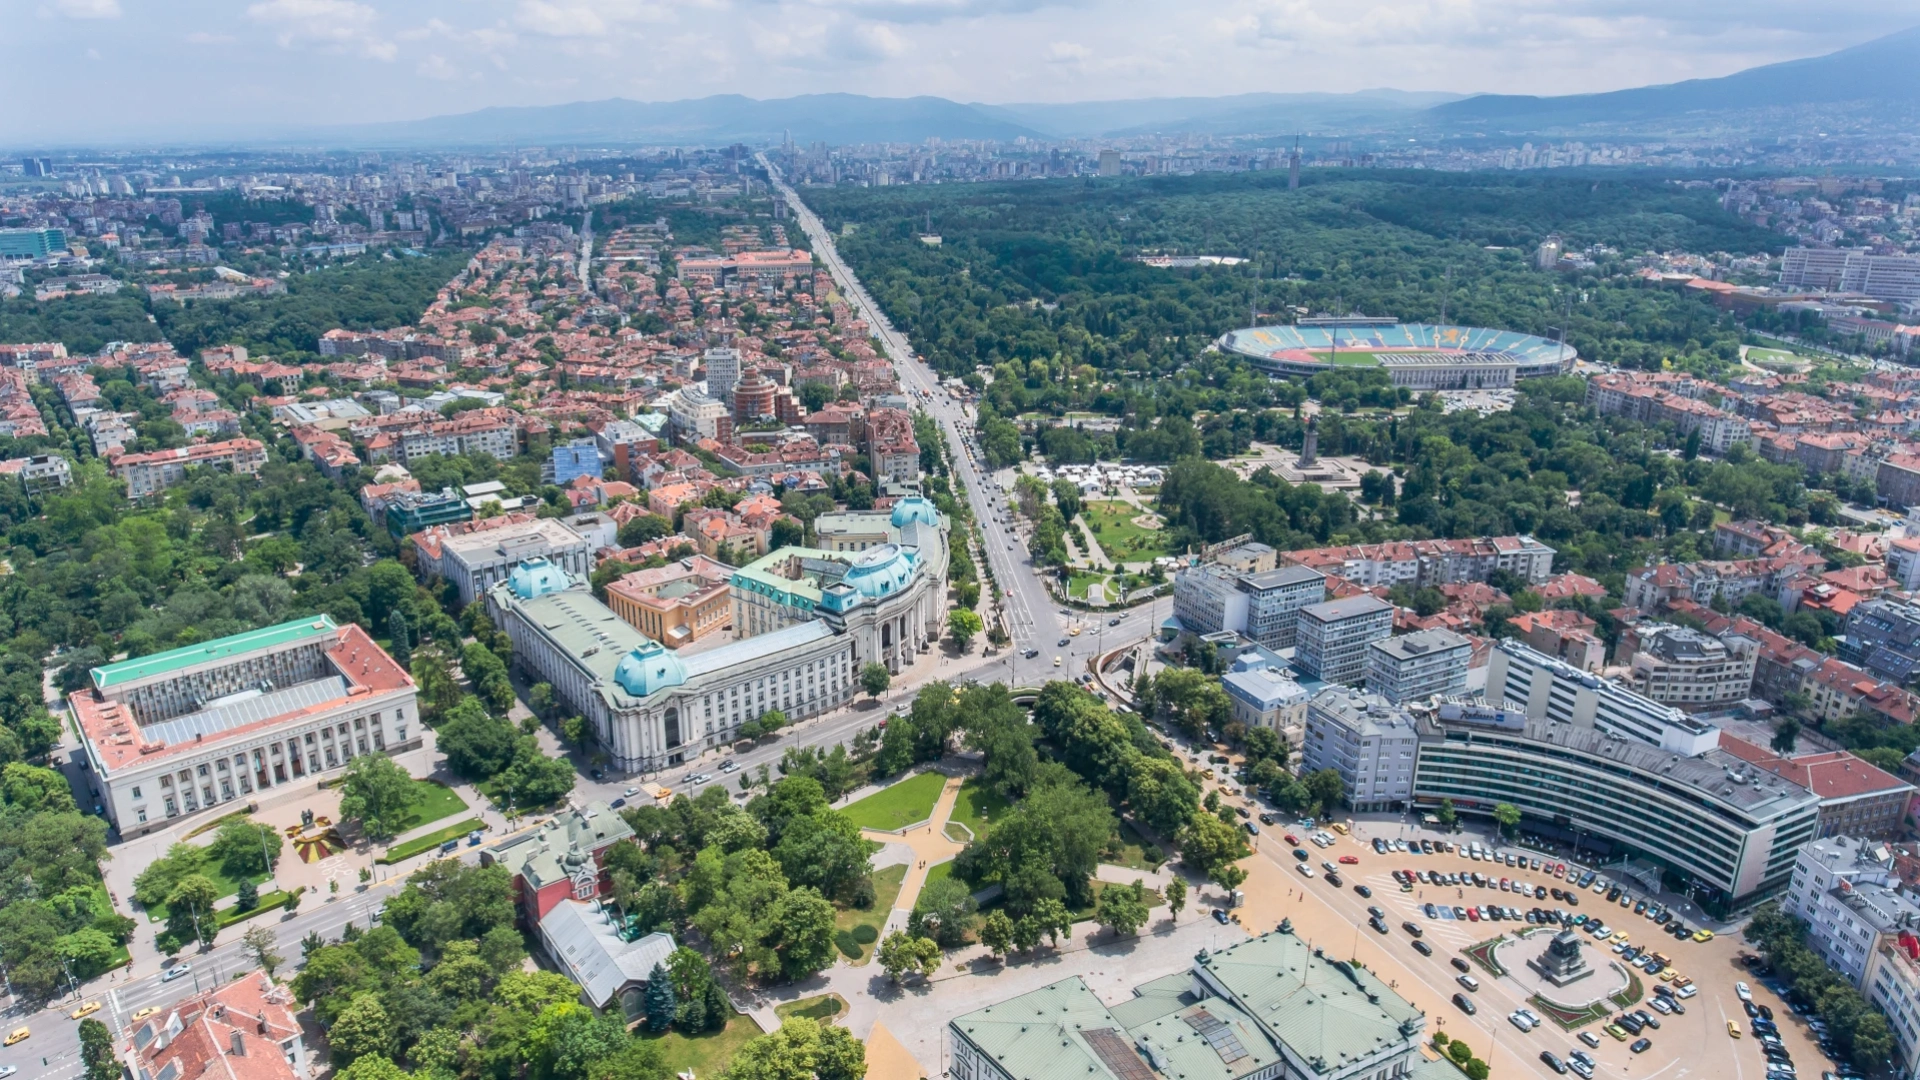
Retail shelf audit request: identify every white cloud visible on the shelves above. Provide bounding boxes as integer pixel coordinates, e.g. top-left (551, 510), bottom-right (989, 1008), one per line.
top-left (56, 0), bottom-right (121, 18)
top-left (417, 53), bottom-right (462, 80)
top-left (1045, 40), bottom-right (1090, 62)
top-left (184, 31), bottom-right (237, 45)
top-left (246, 0), bottom-right (396, 61)
top-left (513, 0), bottom-right (669, 37)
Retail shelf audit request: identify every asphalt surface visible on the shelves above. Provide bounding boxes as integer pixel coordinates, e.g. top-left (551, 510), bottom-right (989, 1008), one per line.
top-left (5, 869), bottom-right (410, 1079)
top-left (5, 164), bottom-right (1180, 1075)
top-left (762, 155), bottom-right (1167, 688)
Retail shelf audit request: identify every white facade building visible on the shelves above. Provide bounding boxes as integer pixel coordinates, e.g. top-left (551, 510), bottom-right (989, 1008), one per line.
top-left (1295, 595), bottom-right (1394, 685)
top-left (1783, 835), bottom-right (1920, 987)
top-left (490, 498), bottom-right (950, 772)
top-left (70, 616), bottom-right (418, 838)
top-left (1302, 687), bottom-right (1419, 812)
top-left (1484, 639), bottom-right (1723, 756)
top-left (428, 516), bottom-right (595, 606)
top-left (1365, 629), bottom-right (1471, 704)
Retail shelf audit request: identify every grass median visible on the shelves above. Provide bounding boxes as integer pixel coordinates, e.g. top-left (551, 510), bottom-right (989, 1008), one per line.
top-left (380, 817), bottom-right (487, 864)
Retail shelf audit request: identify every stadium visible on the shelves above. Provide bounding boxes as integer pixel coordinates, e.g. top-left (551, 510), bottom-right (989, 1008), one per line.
top-left (1217, 317), bottom-right (1576, 389)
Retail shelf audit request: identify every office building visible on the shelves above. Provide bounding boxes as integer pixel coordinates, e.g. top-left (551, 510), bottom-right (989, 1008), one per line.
top-left (949, 924), bottom-right (1443, 1080)
top-left (1624, 623), bottom-right (1759, 713)
top-left (1841, 598), bottom-right (1920, 685)
top-left (1411, 703), bottom-right (1820, 911)
top-left (1484, 639), bottom-right (1722, 756)
top-left (0, 226), bottom-right (67, 260)
top-left (1365, 629), bottom-right (1471, 704)
top-left (422, 516), bottom-right (594, 606)
top-left (549, 438), bottom-right (604, 486)
top-left (1294, 595), bottom-right (1393, 685)
top-left (69, 616), bottom-right (418, 838)
top-left (703, 347), bottom-right (741, 400)
top-left (384, 486), bottom-right (473, 537)
top-left (1303, 688), bottom-right (1419, 811)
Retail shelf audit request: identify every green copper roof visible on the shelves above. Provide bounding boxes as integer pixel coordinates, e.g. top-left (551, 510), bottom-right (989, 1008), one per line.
top-left (92, 616), bottom-right (339, 691)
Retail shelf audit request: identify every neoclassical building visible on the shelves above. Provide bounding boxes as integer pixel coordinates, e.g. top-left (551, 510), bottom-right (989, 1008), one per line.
top-left (488, 497), bottom-right (949, 771)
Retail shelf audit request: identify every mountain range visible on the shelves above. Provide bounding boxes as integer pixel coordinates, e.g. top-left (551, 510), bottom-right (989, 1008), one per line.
top-left (325, 25), bottom-right (1918, 148)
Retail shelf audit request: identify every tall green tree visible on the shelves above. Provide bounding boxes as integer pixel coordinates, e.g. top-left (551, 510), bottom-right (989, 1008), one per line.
top-left (644, 962), bottom-right (676, 1032)
top-left (338, 755), bottom-right (419, 842)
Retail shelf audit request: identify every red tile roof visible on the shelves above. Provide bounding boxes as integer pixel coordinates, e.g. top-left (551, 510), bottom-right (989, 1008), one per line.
top-left (1718, 734), bottom-right (1914, 802)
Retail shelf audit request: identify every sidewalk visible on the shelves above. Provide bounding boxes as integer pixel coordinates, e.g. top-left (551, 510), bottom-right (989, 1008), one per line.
top-left (860, 775), bottom-right (967, 937)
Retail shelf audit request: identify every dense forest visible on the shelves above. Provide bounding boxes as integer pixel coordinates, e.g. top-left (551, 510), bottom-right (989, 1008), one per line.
top-left (808, 169), bottom-right (1772, 392)
top-left (0, 249), bottom-right (468, 359)
top-left (155, 249), bottom-right (470, 357)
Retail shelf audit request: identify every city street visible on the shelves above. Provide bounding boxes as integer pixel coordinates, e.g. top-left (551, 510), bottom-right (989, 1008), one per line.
top-left (3, 870), bottom-right (411, 1080)
top-left (763, 154), bottom-right (1092, 681)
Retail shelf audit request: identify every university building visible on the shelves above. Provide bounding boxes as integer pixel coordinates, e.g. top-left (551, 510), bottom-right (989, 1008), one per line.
top-left (70, 616), bottom-right (418, 837)
top-left (486, 495), bottom-right (949, 771)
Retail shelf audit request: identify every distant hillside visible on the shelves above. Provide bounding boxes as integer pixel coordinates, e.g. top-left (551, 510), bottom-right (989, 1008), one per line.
top-left (1426, 25), bottom-right (1920, 133)
top-left (330, 94), bottom-right (1046, 147)
top-left (975, 90), bottom-right (1466, 138)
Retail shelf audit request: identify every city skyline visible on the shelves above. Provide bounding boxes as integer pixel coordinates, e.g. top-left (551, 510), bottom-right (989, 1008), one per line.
top-left (9, 0), bottom-right (1920, 144)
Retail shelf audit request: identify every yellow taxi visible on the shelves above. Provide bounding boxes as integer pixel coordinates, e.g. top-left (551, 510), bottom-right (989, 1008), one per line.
top-left (1693, 929), bottom-right (1716, 943)
top-left (132, 1007), bottom-right (162, 1022)
top-left (1658, 970), bottom-right (1678, 982)
top-left (1604, 1024), bottom-right (1628, 1042)
top-left (3, 1028), bottom-right (26, 1047)
top-left (1727, 1021), bottom-right (1741, 1038)
top-left (69, 1001), bottom-right (100, 1020)
top-left (1069, 626), bottom-right (1082, 637)
top-left (1611, 931), bottom-right (1630, 944)
top-left (1331, 823), bottom-right (1349, 835)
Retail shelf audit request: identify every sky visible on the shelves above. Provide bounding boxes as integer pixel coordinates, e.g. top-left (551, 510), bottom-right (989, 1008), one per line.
top-left (8, 0), bottom-right (1920, 144)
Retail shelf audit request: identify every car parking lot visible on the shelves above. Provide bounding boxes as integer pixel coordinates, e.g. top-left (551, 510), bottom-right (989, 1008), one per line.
top-left (1226, 815), bottom-right (1846, 1080)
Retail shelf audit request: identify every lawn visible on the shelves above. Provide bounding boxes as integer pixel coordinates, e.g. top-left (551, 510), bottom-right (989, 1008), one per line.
top-left (946, 777), bottom-right (1009, 842)
top-left (1103, 821), bottom-right (1164, 871)
top-left (1068, 572), bottom-right (1111, 600)
top-left (214, 890), bottom-right (295, 930)
top-left (1081, 500), bottom-right (1172, 563)
top-left (1308, 350), bottom-right (1381, 366)
top-left (840, 771), bottom-right (946, 832)
top-left (640, 1015), bottom-right (760, 1078)
top-left (775, 994), bottom-right (847, 1025)
top-left (392, 779), bottom-right (470, 834)
top-left (380, 817), bottom-right (487, 864)
top-left (145, 861), bottom-right (273, 923)
top-left (923, 860), bottom-right (956, 893)
top-left (833, 864), bottom-right (906, 965)
top-left (1069, 880), bottom-right (1166, 923)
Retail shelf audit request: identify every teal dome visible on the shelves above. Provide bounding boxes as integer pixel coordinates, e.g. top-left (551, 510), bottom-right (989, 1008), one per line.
top-left (890, 496), bottom-right (940, 529)
top-left (843, 543), bottom-right (917, 599)
top-left (614, 640), bottom-right (686, 698)
top-left (510, 557), bottom-right (572, 599)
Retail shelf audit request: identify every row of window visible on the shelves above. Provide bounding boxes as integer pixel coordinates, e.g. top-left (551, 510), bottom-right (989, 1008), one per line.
top-left (128, 712), bottom-right (396, 824)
